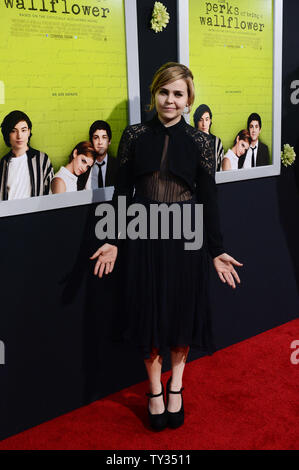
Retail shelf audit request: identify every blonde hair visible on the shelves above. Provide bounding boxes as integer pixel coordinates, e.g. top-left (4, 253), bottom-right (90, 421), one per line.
top-left (149, 62), bottom-right (195, 112)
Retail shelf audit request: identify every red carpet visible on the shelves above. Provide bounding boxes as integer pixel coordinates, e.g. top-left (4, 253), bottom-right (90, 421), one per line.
top-left (0, 319), bottom-right (298, 450)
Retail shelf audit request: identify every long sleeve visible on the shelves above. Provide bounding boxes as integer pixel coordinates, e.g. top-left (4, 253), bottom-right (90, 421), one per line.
top-left (215, 136), bottom-right (224, 172)
top-left (195, 133), bottom-right (225, 258)
top-left (112, 126), bottom-right (136, 203)
top-left (109, 125), bottom-right (137, 246)
top-left (43, 153), bottom-right (54, 195)
top-left (0, 157), bottom-right (7, 201)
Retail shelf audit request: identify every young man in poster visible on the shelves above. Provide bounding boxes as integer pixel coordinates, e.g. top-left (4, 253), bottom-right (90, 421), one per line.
top-left (84, 120), bottom-right (118, 190)
top-left (238, 113), bottom-right (270, 169)
top-left (0, 110), bottom-right (54, 201)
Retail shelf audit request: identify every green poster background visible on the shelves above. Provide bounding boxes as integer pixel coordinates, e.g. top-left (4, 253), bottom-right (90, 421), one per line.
top-left (0, 0), bottom-right (128, 171)
top-left (189, 0), bottom-right (273, 163)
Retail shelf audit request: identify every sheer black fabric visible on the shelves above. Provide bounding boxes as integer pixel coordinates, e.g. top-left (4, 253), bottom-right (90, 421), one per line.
top-left (135, 135), bottom-right (192, 203)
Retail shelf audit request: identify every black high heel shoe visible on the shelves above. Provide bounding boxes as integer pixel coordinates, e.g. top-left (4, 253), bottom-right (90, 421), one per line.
top-left (146, 382), bottom-right (168, 431)
top-left (166, 377), bottom-right (184, 429)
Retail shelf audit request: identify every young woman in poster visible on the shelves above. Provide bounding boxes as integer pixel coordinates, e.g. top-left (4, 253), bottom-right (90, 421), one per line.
top-left (51, 141), bottom-right (96, 193)
top-left (222, 130), bottom-right (251, 171)
top-left (91, 62), bottom-right (242, 431)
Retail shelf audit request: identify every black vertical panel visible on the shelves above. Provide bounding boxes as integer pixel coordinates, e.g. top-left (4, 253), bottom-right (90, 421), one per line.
top-left (281, 0), bottom-right (299, 191)
top-left (281, 1), bottom-right (299, 147)
top-left (136, 0), bottom-right (178, 122)
top-left (277, 0), bottom-right (299, 292)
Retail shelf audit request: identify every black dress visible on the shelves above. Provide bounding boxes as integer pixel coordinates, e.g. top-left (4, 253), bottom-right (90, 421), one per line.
top-left (111, 115), bottom-right (224, 359)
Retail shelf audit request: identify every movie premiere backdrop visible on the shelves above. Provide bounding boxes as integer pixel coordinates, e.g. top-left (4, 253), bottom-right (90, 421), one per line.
top-left (0, 0), bottom-right (281, 215)
top-left (0, 0), bottom-right (128, 214)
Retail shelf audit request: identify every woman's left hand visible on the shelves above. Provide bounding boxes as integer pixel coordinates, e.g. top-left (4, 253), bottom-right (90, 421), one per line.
top-left (213, 253), bottom-right (243, 289)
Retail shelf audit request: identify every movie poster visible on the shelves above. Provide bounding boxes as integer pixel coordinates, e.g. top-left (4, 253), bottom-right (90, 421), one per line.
top-left (0, 0), bottom-right (128, 211)
top-left (189, 0), bottom-right (273, 175)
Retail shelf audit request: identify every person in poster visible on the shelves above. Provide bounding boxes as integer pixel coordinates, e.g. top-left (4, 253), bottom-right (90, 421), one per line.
top-left (83, 120), bottom-right (118, 190)
top-left (238, 113), bottom-right (270, 169)
top-left (222, 129), bottom-right (251, 171)
top-left (193, 104), bottom-right (224, 171)
top-left (0, 110), bottom-right (53, 201)
top-left (51, 141), bottom-right (96, 193)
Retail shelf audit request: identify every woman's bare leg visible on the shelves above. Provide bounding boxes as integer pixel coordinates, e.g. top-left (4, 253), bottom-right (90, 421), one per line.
top-left (144, 349), bottom-right (164, 414)
top-left (168, 346), bottom-right (190, 412)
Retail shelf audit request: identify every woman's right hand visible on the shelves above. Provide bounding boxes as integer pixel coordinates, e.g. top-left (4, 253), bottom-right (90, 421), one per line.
top-left (90, 243), bottom-right (118, 278)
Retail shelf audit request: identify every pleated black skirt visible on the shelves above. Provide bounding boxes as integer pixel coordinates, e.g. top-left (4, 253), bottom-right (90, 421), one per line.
top-left (113, 194), bottom-right (215, 359)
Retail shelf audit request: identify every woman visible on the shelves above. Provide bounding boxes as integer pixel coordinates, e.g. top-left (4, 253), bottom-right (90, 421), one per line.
top-left (51, 141), bottom-right (96, 193)
top-left (193, 104), bottom-right (224, 172)
top-left (90, 63), bottom-right (242, 431)
top-left (222, 130), bottom-right (251, 171)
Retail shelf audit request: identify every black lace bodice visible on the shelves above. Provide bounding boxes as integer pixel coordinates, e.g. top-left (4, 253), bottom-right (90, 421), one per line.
top-left (112, 115), bottom-right (224, 258)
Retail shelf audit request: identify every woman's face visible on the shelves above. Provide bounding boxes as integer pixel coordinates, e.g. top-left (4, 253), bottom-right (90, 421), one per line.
top-left (73, 151), bottom-right (94, 176)
top-left (197, 112), bottom-right (211, 134)
top-left (236, 137), bottom-right (249, 157)
top-left (155, 78), bottom-right (189, 126)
